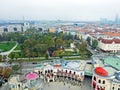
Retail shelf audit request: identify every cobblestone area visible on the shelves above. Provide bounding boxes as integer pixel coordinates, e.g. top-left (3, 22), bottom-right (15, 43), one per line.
top-left (43, 77), bottom-right (94, 90)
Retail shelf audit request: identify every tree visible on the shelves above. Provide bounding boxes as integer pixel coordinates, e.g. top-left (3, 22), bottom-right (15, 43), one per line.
top-left (0, 67), bottom-right (3, 75)
top-left (0, 55), bottom-right (2, 61)
top-left (2, 68), bottom-right (11, 78)
top-left (9, 53), bottom-right (15, 60)
top-left (45, 52), bottom-right (49, 60)
top-left (25, 49), bottom-right (31, 60)
top-left (52, 49), bottom-right (63, 57)
top-left (86, 50), bottom-right (92, 58)
top-left (78, 41), bottom-right (87, 58)
top-left (91, 40), bottom-right (98, 49)
top-left (56, 38), bottom-right (64, 49)
top-left (86, 37), bottom-right (91, 45)
top-left (31, 52), bottom-right (36, 60)
top-left (38, 44), bottom-right (48, 54)
top-left (42, 35), bottom-right (55, 48)
top-left (12, 65), bottom-right (20, 74)
top-left (74, 35), bottom-right (79, 40)
top-left (14, 53), bottom-right (19, 60)
top-left (0, 35), bottom-right (4, 42)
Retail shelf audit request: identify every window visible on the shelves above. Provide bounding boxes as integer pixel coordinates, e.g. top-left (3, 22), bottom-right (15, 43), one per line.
top-left (51, 69), bottom-right (53, 73)
top-left (93, 76), bottom-right (96, 81)
top-left (14, 27), bottom-right (17, 31)
top-left (103, 80), bottom-right (105, 84)
top-left (4, 28), bottom-right (8, 32)
top-left (12, 85), bottom-right (15, 88)
top-left (18, 84), bottom-right (20, 88)
top-left (65, 70), bottom-right (67, 73)
top-left (97, 87), bottom-right (100, 90)
top-left (112, 87), bottom-right (114, 90)
top-left (118, 88), bottom-right (120, 90)
top-left (74, 72), bottom-right (75, 75)
top-left (98, 80), bottom-right (101, 83)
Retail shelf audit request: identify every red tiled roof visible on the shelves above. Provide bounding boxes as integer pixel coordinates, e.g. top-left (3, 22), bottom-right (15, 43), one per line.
top-left (103, 32), bottom-right (120, 37)
top-left (98, 37), bottom-right (120, 44)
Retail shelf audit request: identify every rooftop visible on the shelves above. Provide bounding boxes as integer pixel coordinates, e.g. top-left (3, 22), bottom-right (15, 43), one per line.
top-left (104, 56), bottom-right (120, 70)
top-left (104, 66), bottom-right (117, 76)
top-left (103, 32), bottom-right (120, 37)
top-left (94, 66), bottom-right (117, 78)
top-left (98, 37), bottom-right (120, 44)
top-left (9, 76), bottom-right (20, 84)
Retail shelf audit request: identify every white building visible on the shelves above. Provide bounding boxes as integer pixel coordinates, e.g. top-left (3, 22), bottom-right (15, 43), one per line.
top-left (92, 66), bottom-right (120, 90)
top-left (98, 37), bottom-right (120, 52)
top-left (8, 75), bottom-right (24, 90)
top-left (34, 60), bottom-right (85, 82)
top-left (0, 22), bottom-right (30, 34)
top-left (70, 42), bottom-right (76, 48)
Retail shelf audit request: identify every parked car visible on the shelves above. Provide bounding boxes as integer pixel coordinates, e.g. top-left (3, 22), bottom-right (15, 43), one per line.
top-left (32, 62), bottom-right (37, 64)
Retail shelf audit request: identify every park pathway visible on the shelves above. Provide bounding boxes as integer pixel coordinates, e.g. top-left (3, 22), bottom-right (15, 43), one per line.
top-left (0, 42), bottom-right (18, 60)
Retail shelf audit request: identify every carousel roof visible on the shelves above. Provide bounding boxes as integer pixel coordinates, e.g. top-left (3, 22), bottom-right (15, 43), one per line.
top-left (25, 72), bottom-right (39, 80)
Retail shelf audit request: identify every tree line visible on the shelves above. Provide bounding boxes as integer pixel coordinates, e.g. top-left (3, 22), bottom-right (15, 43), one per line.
top-left (0, 29), bottom-right (74, 59)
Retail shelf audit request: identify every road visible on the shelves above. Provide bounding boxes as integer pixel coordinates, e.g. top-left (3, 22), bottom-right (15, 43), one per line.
top-left (87, 45), bottom-right (110, 60)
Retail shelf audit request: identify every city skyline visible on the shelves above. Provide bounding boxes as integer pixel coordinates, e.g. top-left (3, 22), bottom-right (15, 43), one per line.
top-left (0, 0), bottom-right (120, 21)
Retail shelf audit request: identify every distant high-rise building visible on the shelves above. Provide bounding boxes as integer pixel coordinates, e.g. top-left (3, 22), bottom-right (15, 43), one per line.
top-left (115, 14), bottom-right (119, 24)
top-left (100, 18), bottom-right (108, 24)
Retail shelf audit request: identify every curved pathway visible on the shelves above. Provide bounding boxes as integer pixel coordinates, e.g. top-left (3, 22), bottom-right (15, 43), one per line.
top-left (0, 42), bottom-right (18, 58)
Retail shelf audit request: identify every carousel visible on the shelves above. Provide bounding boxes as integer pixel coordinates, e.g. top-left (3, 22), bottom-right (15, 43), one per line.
top-left (25, 72), bottom-right (44, 90)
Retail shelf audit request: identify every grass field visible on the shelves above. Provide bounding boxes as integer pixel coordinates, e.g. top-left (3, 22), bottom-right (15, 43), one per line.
top-left (61, 51), bottom-right (79, 56)
top-left (14, 44), bottom-right (21, 50)
top-left (0, 41), bottom-right (16, 52)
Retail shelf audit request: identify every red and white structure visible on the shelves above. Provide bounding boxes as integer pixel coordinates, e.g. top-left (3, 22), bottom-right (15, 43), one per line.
top-left (98, 37), bottom-right (120, 52)
top-left (92, 66), bottom-right (120, 90)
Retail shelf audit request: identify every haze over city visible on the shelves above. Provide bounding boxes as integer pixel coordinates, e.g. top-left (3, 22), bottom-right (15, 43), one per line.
top-left (0, 0), bottom-right (120, 21)
top-left (1, 0), bottom-right (120, 90)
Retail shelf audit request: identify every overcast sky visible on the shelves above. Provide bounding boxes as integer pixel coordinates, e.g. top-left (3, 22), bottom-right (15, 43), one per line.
top-left (0, 0), bottom-right (120, 21)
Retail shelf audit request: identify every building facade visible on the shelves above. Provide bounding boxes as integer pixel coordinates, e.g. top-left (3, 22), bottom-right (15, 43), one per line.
top-left (0, 22), bottom-right (30, 34)
top-left (92, 66), bottom-right (120, 90)
top-left (34, 60), bottom-right (85, 83)
top-left (98, 37), bottom-right (120, 52)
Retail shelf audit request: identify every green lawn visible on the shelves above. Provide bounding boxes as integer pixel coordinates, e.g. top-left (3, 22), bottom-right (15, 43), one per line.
top-left (0, 55), bottom-right (2, 61)
top-left (0, 41), bottom-right (16, 52)
top-left (65, 57), bottom-right (91, 60)
top-left (14, 44), bottom-right (21, 50)
top-left (61, 51), bottom-right (79, 56)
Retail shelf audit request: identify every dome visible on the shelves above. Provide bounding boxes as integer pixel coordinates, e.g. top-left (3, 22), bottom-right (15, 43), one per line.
top-left (95, 67), bottom-right (108, 76)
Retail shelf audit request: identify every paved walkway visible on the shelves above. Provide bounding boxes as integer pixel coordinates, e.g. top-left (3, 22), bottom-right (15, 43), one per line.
top-left (43, 77), bottom-right (94, 90)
